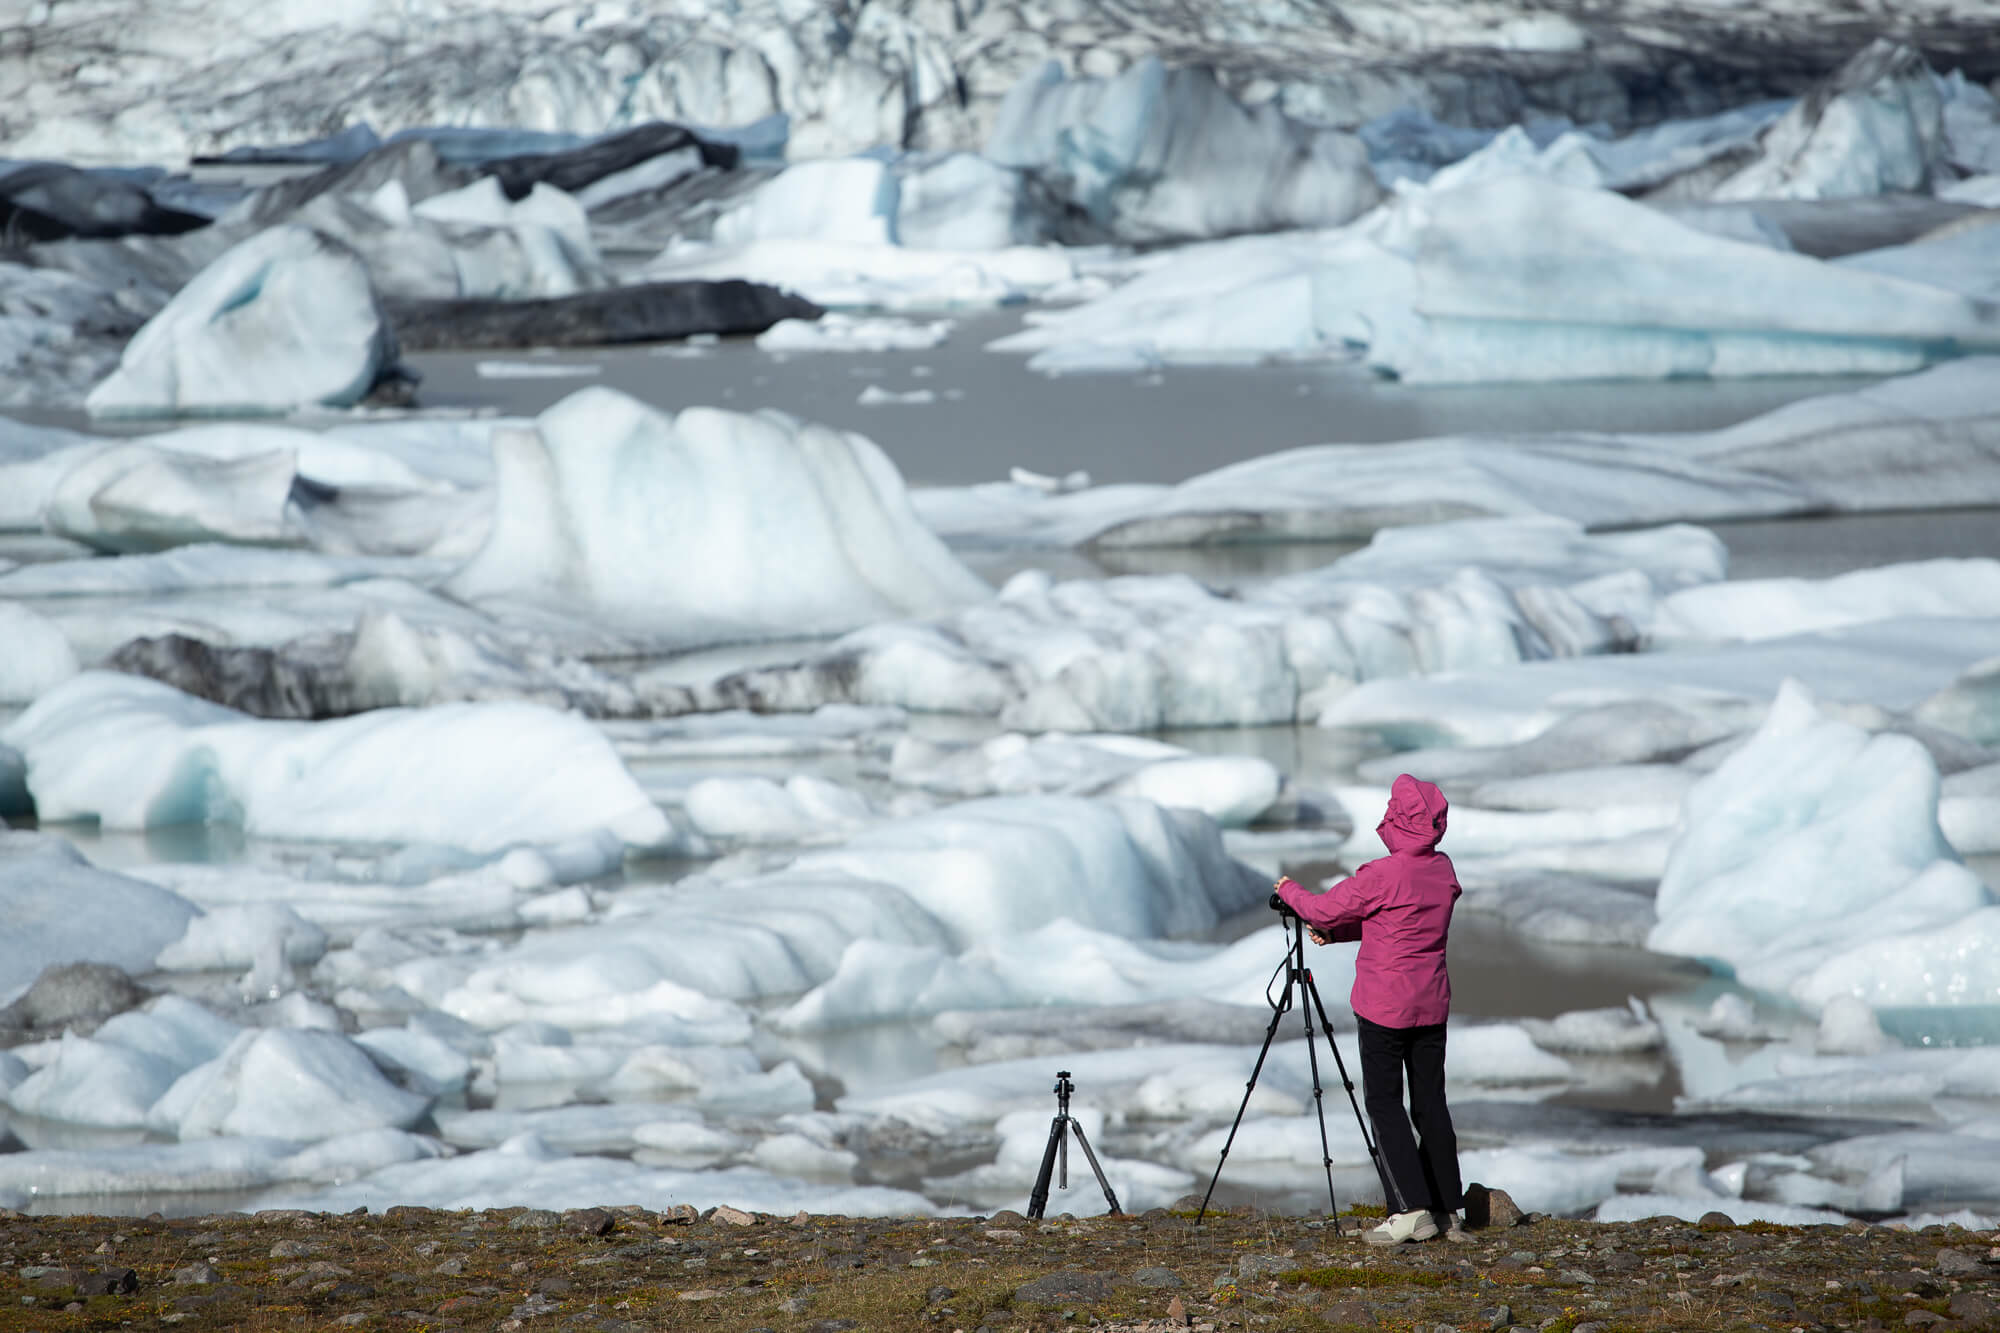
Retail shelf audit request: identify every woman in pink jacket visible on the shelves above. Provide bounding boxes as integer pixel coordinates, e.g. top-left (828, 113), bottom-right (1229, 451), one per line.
top-left (1274, 773), bottom-right (1463, 1246)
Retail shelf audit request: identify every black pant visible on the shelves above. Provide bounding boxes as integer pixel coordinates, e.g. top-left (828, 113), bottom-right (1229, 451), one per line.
top-left (1356, 1014), bottom-right (1462, 1215)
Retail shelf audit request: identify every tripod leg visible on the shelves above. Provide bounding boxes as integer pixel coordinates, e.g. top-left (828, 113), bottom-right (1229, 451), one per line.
top-left (1026, 1114), bottom-right (1065, 1220)
top-left (1300, 966), bottom-right (1409, 1216)
top-left (1292, 936), bottom-right (1340, 1218)
top-left (1196, 979), bottom-right (1296, 1223)
top-left (1065, 1121), bottom-right (1123, 1216)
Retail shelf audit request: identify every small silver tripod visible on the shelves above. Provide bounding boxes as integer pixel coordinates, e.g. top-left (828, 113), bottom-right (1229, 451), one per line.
top-left (1026, 1070), bottom-right (1121, 1219)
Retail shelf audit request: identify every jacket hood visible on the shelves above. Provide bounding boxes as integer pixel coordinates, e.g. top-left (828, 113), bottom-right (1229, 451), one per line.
top-left (1377, 774), bottom-right (1448, 852)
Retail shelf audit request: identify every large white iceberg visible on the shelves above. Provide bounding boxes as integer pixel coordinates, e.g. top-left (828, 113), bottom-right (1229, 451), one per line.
top-left (985, 58), bottom-right (1380, 243)
top-left (1648, 680), bottom-right (1993, 1014)
top-left (994, 175), bottom-right (2000, 383)
top-left (85, 224), bottom-right (399, 417)
top-left (447, 387), bottom-right (990, 643)
top-left (148, 1027), bottom-right (432, 1141)
top-left (3, 672), bottom-right (670, 851)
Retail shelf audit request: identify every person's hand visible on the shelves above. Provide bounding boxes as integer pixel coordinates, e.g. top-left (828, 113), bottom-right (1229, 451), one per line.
top-left (1307, 927), bottom-right (1330, 946)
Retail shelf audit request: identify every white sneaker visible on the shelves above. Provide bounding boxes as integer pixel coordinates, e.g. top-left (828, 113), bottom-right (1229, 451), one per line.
top-left (1362, 1209), bottom-right (1440, 1246)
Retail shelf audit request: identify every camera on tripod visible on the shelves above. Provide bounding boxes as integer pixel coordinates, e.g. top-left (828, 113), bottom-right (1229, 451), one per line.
top-left (1268, 891), bottom-right (1298, 918)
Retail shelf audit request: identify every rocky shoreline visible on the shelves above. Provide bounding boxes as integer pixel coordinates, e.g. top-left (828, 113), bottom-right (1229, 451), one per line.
top-left (5, 1192), bottom-right (1999, 1333)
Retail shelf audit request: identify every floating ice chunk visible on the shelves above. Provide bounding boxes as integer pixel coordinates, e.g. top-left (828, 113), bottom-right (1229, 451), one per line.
top-left (996, 174), bottom-right (2000, 383)
top-left (0, 1130), bottom-right (443, 1203)
top-left (1521, 1003), bottom-right (1664, 1055)
top-left (1650, 560), bottom-right (2000, 646)
top-left (1714, 41), bottom-right (1945, 201)
top-left (681, 775), bottom-right (874, 844)
top-left (1322, 618), bottom-right (2000, 749)
top-left (156, 903), bottom-right (328, 976)
top-left (985, 58), bottom-right (1379, 243)
top-left (758, 313), bottom-right (952, 352)
top-left (605, 706), bottom-right (906, 761)
top-left (714, 158), bottom-right (899, 247)
top-left (770, 921), bottom-right (1294, 1033)
top-left (631, 1119), bottom-right (747, 1169)
top-left (645, 237), bottom-right (1081, 311)
top-left (354, 1025), bottom-right (472, 1093)
top-left (1917, 655), bottom-right (2000, 746)
top-left (7, 1032), bottom-right (186, 1128)
top-left (262, 1133), bottom-right (936, 1216)
top-left (751, 1132), bottom-right (858, 1181)
top-left (1812, 1128), bottom-right (2000, 1209)
top-left (0, 602), bottom-right (77, 702)
top-left (856, 384), bottom-right (937, 406)
top-left (0, 832), bottom-right (198, 1005)
top-left (475, 360), bottom-right (602, 379)
top-left (41, 442), bottom-right (299, 554)
top-left (1816, 995), bottom-right (1891, 1055)
top-left (447, 388), bottom-right (988, 642)
top-left (1838, 218), bottom-right (2000, 303)
top-left (1592, 1193), bottom-right (1849, 1226)
top-left (1650, 679), bottom-right (1989, 1011)
top-left (1461, 1146), bottom-right (1708, 1218)
top-left (411, 178), bottom-right (599, 290)
top-left (890, 732), bottom-right (1282, 826)
top-left (1693, 994), bottom-right (1788, 1043)
top-left (895, 152), bottom-right (1042, 250)
top-left (792, 796), bottom-right (1265, 946)
top-left (436, 1103), bottom-right (703, 1154)
top-left (85, 225), bottom-right (399, 417)
top-left (4, 672), bottom-right (670, 852)
top-left (149, 1027), bottom-right (431, 1141)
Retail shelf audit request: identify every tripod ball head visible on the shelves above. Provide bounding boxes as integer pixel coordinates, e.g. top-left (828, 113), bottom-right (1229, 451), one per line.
top-left (1053, 1070), bottom-right (1073, 1096)
top-left (1269, 891), bottom-right (1299, 919)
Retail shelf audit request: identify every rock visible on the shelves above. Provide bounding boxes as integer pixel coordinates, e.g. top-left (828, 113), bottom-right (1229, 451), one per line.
top-left (1698, 1211), bottom-right (1737, 1228)
top-left (269, 1240), bottom-right (321, 1259)
top-left (710, 1205), bottom-right (757, 1227)
top-left (802, 1321), bottom-right (858, 1333)
top-left (983, 1228), bottom-right (1024, 1243)
top-left (1904, 1311), bottom-right (1948, 1328)
top-left (0, 961), bottom-right (146, 1032)
top-left (1480, 1304), bottom-right (1515, 1327)
top-left (661, 1204), bottom-right (699, 1225)
top-left (1557, 1268), bottom-right (1597, 1286)
top-left (1015, 1270), bottom-right (1116, 1304)
top-left (778, 1296), bottom-right (812, 1314)
top-left (1237, 1254), bottom-right (1295, 1278)
top-left (1323, 1299), bottom-right (1377, 1325)
top-left (508, 1209), bottom-right (561, 1230)
top-left (74, 1267), bottom-right (138, 1295)
top-left (1950, 1292), bottom-right (2000, 1322)
top-left (565, 1208), bottom-right (615, 1237)
top-left (1134, 1267), bottom-right (1183, 1288)
top-left (1939, 1248), bottom-right (1985, 1276)
top-left (1166, 1293), bottom-right (1187, 1326)
top-left (385, 279), bottom-right (817, 351)
top-left (86, 224), bottom-right (403, 418)
top-left (1464, 1183), bottom-right (1524, 1229)
top-left (170, 1263), bottom-right (220, 1286)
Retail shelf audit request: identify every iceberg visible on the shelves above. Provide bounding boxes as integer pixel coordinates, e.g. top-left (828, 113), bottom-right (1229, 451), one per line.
top-left (1648, 680), bottom-right (1993, 1014)
top-left (148, 1027), bottom-right (432, 1141)
top-left (985, 58), bottom-right (1380, 243)
top-left (3, 672), bottom-right (670, 852)
top-left (0, 602), bottom-right (78, 702)
top-left (84, 224), bottom-right (402, 417)
top-left (447, 387), bottom-right (990, 643)
top-left (994, 175), bottom-right (2000, 383)
top-left (0, 832), bottom-right (198, 1005)
top-left (1712, 41), bottom-right (1946, 201)
top-left (696, 516), bottom-right (1725, 729)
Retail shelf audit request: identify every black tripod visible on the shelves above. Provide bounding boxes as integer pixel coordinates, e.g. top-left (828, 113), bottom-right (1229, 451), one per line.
top-left (1026, 1070), bottom-right (1122, 1219)
top-left (1196, 894), bottom-right (1406, 1223)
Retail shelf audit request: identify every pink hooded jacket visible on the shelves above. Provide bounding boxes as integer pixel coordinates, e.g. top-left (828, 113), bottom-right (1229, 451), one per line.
top-left (1275, 774), bottom-right (1460, 1029)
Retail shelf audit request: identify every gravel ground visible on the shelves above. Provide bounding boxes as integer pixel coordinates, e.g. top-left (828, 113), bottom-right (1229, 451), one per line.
top-left (3, 1196), bottom-right (1998, 1333)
